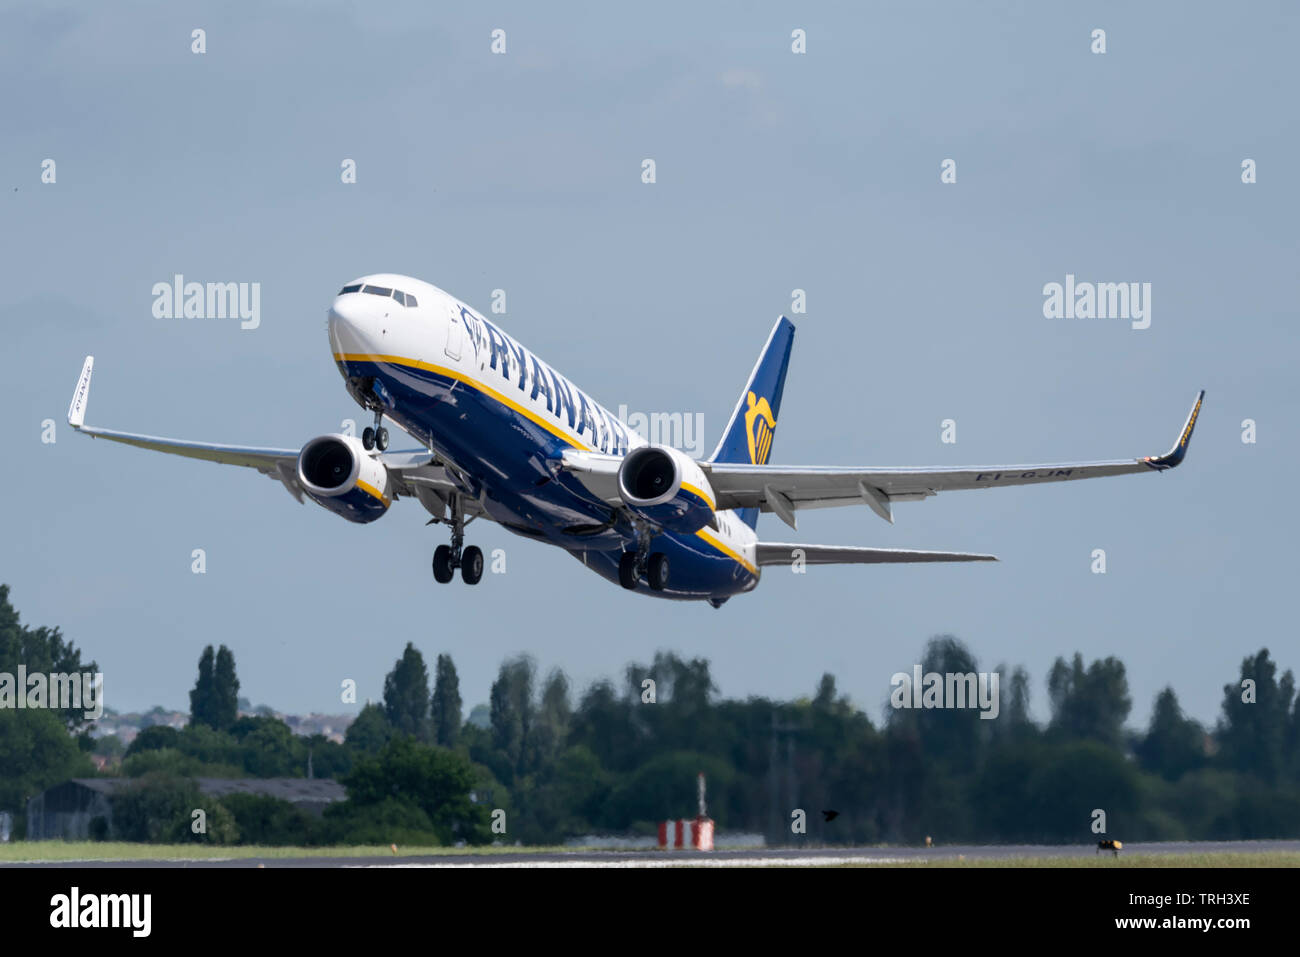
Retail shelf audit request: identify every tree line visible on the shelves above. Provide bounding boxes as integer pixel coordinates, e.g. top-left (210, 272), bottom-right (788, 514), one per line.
top-left (2, 583), bottom-right (1299, 845)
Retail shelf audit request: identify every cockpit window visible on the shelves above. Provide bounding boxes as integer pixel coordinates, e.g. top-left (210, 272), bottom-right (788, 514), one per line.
top-left (350, 284), bottom-right (416, 307)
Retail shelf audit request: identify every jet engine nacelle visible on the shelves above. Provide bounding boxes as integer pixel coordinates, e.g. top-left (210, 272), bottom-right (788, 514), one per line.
top-left (297, 434), bottom-right (391, 524)
top-left (617, 445), bottom-right (716, 533)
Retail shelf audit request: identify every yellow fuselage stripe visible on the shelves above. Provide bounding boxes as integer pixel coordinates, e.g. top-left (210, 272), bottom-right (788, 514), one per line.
top-left (334, 352), bottom-right (757, 575)
top-left (335, 352), bottom-right (583, 451)
top-left (694, 528), bottom-right (754, 572)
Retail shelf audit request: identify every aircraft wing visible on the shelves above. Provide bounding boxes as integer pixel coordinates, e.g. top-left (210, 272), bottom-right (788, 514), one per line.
top-left (755, 543), bottom-right (997, 566)
top-left (704, 391), bottom-right (1204, 528)
top-left (68, 357), bottom-right (310, 499)
top-left (65, 355), bottom-right (476, 513)
top-left (556, 448), bottom-right (623, 504)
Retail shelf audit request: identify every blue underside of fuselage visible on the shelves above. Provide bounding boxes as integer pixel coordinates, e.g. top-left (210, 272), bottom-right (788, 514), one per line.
top-left (336, 357), bottom-right (758, 601)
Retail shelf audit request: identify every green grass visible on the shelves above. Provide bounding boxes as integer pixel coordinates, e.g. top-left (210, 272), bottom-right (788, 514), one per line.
top-left (0, 841), bottom-right (572, 862)
top-left (846, 852), bottom-right (1300, 867)
top-left (3, 843), bottom-right (1297, 866)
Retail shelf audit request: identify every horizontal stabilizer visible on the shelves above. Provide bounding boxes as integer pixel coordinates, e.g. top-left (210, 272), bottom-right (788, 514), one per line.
top-left (755, 543), bottom-right (998, 567)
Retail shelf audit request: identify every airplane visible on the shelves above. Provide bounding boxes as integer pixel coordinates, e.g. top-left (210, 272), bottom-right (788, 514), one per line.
top-left (66, 273), bottom-right (1204, 607)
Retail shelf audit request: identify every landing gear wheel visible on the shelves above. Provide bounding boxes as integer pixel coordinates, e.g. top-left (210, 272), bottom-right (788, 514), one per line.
top-left (618, 552), bottom-right (639, 590)
top-left (460, 545), bottom-right (484, 585)
top-left (647, 552), bottom-right (669, 591)
top-left (361, 426), bottom-right (376, 451)
top-left (432, 545), bottom-right (454, 583)
top-left (375, 427), bottom-right (389, 451)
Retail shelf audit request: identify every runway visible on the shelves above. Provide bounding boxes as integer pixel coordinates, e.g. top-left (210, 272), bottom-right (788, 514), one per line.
top-left (8, 839), bottom-right (1300, 868)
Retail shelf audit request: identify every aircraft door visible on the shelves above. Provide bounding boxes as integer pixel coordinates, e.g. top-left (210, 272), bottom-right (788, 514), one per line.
top-left (444, 303), bottom-right (463, 360)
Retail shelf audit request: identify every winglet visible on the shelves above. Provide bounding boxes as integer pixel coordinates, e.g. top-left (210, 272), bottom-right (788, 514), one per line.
top-left (1144, 390), bottom-right (1204, 471)
top-left (67, 356), bottom-right (94, 429)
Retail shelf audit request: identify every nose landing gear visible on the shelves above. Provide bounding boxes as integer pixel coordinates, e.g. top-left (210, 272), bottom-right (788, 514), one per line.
top-left (361, 409), bottom-right (389, 452)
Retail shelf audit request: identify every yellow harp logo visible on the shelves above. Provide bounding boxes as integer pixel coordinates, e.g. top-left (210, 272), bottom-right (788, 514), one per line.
top-left (744, 391), bottom-right (776, 465)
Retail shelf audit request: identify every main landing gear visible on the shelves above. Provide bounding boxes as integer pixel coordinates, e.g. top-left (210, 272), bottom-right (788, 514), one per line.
top-left (431, 495), bottom-right (483, 585)
top-left (361, 409), bottom-right (389, 452)
top-left (619, 524), bottom-right (669, 592)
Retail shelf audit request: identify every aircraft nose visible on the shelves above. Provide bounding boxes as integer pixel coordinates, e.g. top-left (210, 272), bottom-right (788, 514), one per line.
top-left (328, 294), bottom-right (372, 355)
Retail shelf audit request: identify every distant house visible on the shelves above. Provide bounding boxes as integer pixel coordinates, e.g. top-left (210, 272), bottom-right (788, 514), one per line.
top-left (25, 777), bottom-right (346, 841)
top-left (89, 709), bottom-right (352, 747)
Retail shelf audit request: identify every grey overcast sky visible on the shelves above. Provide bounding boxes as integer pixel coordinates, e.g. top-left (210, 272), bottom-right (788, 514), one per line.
top-left (1, 1), bottom-right (1296, 728)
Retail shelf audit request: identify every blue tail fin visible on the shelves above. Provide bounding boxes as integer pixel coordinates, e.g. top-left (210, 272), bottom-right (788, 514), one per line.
top-left (709, 316), bottom-right (795, 529)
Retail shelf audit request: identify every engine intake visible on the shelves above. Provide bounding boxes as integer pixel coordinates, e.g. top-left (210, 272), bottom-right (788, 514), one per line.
top-left (297, 434), bottom-right (391, 524)
top-left (617, 445), bottom-right (716, 533)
